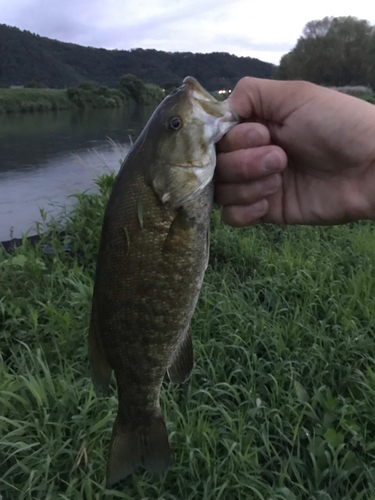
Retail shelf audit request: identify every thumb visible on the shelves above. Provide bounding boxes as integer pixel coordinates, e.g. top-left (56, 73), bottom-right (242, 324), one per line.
top-left (227, 77), bottom-right (317, 124)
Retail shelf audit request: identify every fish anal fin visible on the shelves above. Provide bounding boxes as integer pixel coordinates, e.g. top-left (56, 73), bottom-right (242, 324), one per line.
top-left (107, 414), bottom-right (170, 487)
top-left (167, 327), bottom-right (194, 384)
top-left (89, 319), bottom-right (112, 395)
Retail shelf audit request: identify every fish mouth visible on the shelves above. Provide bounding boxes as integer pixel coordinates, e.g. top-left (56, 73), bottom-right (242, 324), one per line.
top-left (182, 75), bottom-right (237, 122)
top-left (183, 76), bottom-right (216, 102)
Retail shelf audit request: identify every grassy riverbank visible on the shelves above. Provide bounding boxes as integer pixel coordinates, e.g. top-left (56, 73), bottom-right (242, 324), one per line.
top-left (2, 85), bottom-right (372, 115)
top-left (0, 88), bottom-right (73, 113)
top-left (2, 174), bottom-right (375, 499)
top-left (0, 82), bottom-right (164, 114)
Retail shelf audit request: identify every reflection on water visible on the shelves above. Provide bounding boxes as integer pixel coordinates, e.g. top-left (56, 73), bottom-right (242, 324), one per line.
top-left (0, 104), bottom-right (155, 241)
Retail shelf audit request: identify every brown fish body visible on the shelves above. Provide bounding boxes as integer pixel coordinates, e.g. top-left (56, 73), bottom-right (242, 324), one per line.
top-left (89, 77), bottom-right (237, 485)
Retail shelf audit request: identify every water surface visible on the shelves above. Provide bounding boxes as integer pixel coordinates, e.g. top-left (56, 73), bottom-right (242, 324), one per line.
top-left (0, 105), bottom-right (155, 241)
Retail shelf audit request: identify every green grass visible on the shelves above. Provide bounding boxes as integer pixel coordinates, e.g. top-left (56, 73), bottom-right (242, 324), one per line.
top-left (360, 94), bottom-right (375, 105)
top-left (2, 174), bottom-right (375, 499)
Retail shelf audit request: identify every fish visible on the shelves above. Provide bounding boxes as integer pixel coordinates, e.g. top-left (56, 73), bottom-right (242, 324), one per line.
top-left (89, 76), bottom-right (238, 486)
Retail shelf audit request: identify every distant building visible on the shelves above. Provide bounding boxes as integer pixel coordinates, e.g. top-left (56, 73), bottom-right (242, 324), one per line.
top-left (10, 85), bottom-right (24, 89)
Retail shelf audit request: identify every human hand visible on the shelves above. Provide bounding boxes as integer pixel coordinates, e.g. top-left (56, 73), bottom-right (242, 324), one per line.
top-left (216, 78), bottom-right (375, 226)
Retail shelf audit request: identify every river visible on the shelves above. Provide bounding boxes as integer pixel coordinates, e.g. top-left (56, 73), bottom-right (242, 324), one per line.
top-left (0, 104), bottom-right (155, 242)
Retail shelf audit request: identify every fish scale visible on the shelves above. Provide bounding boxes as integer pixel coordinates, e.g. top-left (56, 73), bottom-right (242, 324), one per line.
top-left (89, 76), bottom-right (238, 486)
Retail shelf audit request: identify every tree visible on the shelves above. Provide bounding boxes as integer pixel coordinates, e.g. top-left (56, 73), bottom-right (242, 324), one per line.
top-left (163, 82), bottom-right (178, 95)
top-left (0, 24), bottom-right (275, 90)
top-left (276, 16), bottom-right (375, 87)
top-left (117, 74), bottom-right (146, 103)
top-left (24, 79), bottom-right (48, 88)
top-left (369, 33), bottom-right (375, 89)
top-left (78, 81), bottom-right (97, 90)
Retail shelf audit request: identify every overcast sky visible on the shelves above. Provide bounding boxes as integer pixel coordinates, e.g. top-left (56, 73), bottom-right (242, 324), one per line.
top-left (1, 0), bottom-right (375, 65)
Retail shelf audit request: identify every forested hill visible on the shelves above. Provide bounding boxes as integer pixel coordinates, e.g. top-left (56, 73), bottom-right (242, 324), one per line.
top-left (0, 24), bottom-right (275, 90)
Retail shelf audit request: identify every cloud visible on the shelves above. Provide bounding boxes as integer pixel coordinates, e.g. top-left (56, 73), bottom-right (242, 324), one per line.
top-left (215, 35), bottom-right (293, 54)
top-left (91, 0), bottom-right (228, 48)
top-left (207, 34), bottom-right (294, 62)
top-left (2, 0), bottom-right (232, 52)
top-left (0, 0), bottom-right (299, 64)
top-left (1, 0), bottom-right (100, 42)
top-left (2, 0), bottom-right (375, 65)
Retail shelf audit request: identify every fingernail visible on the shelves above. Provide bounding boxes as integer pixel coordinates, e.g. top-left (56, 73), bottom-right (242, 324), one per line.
top-left (261, 151), bottom-right (282, 173)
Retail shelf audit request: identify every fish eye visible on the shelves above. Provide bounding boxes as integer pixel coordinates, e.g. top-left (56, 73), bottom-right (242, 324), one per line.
top-left (167, 115), bottom-right (182, 131)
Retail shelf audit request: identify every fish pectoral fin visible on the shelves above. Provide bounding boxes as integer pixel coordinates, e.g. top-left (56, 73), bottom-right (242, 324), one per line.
top-left (167, 327), bottom-right (194, 384)
top-left (89, 319), bottom-right (112, 395)
top-left (107, 413), bottom-right (170, 486)
top-left (163, 208), bottom-right (192, 252)
top-left (151, 166), bottom-right (203, 208)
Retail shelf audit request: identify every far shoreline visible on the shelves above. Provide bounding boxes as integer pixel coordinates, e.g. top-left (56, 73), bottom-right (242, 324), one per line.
top-left (0, 79), bottom-right (165, 114)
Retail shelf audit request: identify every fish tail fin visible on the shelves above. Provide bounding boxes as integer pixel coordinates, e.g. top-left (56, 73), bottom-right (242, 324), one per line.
top-left (107, 413), bottom-right (170, 487)
top-left (167, 327), bottom-right (194, 384)
top-left (89, 316), bottom-right (112, 395)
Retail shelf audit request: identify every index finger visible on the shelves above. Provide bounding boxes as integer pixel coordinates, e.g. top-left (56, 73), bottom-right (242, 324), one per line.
top-left (217, 122), bottom-right (271, 153)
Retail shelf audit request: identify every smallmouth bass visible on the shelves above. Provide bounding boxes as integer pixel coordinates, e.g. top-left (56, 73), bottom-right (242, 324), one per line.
top-left (89, 76), bottom-right (238, 485)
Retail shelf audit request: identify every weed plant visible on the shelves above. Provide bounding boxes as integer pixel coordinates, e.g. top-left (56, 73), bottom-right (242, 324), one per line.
top-left (1, 173), bottom-right (375, 499)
